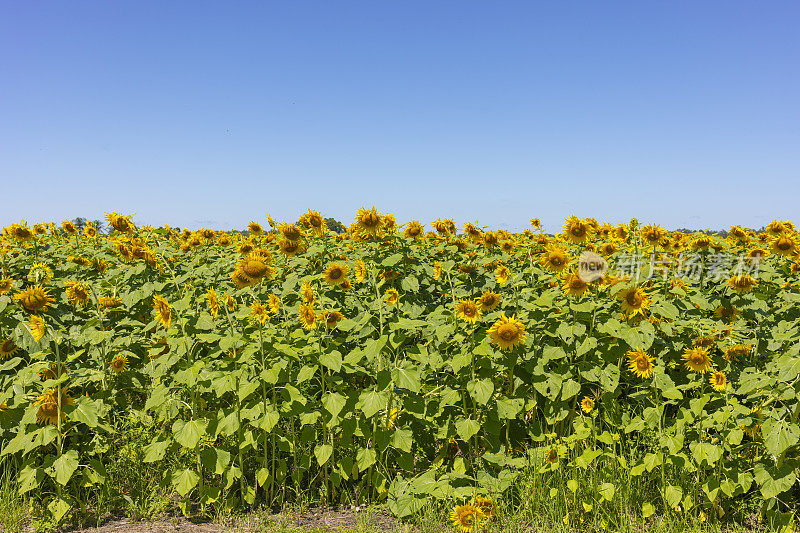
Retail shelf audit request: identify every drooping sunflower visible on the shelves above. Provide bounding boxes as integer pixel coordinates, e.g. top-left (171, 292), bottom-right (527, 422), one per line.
top-left (384, 288), bottom-right (400, 306)
top-left (530, 218), bottom-right (541, 229)
top-left (301, 281), bottom-right (316, 304)
top-left (487, 314), bottom-right (527, 351)
top-left (542, 246), bottom-right (571, 272)
top-left (580, 397), bottom-right (594, 413)
top-left (616, 286), bottom-right (649, 317)
top-left (97, 296), bottom-right (122, 313)
top-left (298, 303), bottom-right (318, 330)
top-left (302, 209), bottom-right (325, 234)
top-left (563, 216), bottom-right (592, 244)
top-left (727, 274), bottom-right (757, 293)
top-left (322, 263), bottom-right (349, 286)
top-left (0, 278), bottom-right (13, 295)
top-left (15, 285), bottom-right (54, 313)
top-left (65, 281), bottom-right (91, 307)
top-left (322, 311), bottom-right (345, 329)
top-left (251, 300), bottom-right (270, 325)
top-left (247, 221), bottom-right (264, 235)
top-left (34, 388), bottom-right (73, 426)
top-left (765, 220), bottom-right (786, 236)
top-left (29, 315), bottom-right (46, 341)
top-left (279, 223), bottom-right (305, 242)
top-left (104, 212), bottom-right (135, 233)
top-left (61, 220), bottom-right (77, 235)
top-left (562, 272), bottom-right (589, 297)
top-left (268, 294), bottom-right (281, 314)
top-left (354, 260), bottom-right (367, 282)
top-left (152, 294), bottom-right (172, 330)
top-left (710, 371), bottom-right (727, 391)
top-left (230, 269), bottom-right (257, 289)
top-left (495, 264), bottom-right (510, 285)
top-left (403, 221), bottom-right (424, 240)
top-left (472, 496), bottom-right (496, 518)
top-left (433, 262), bottom-right (443, 280)
top-left (39, 363), bottom-right (67, 381)
top-left (207, 288), bottom-right (220, 319)
top-left (545, 446), bottom-right (560, 465)
top-left (450, 504), bottom-right (485, 533)
top-left (626, 349), bottom-right (654, 379)
top-left (355, 207), bottom-right (383, 235)
top-left (0, 339), bottom-right (19, 361)
top-left (277, 238), bottom-right (304, 258)
top-left (478, 290), bottom-right (501, 312)
top-left (455, 299), bottom-right (481, 324)
top-left (111, 355), bottom-right (129, 373)
top-left (682, 346), bottom-right (713, 374)
top-left (237, 256), bottom-right (274, 281)
top-left (724, 344), bottom-right (752, 361)
top-left (640, 224), bottom-right (665, 246)
top-left (770, 234), bottom-right (798, 257)
top-left (713, 306), bottom-right (739, 323)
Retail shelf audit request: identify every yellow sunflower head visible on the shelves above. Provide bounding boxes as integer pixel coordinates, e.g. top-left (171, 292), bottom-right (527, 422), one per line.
top-left (250, 300), bottom-right (270, 325)
top-left (355, 207), bottom-right (383, 235)
top-left (152, 294), bottom-right (172, 330)
top-left (478, 290), bottom-right (501, 312)
top-left (268, 294), bottom-right (281, 314)
top-left (301, 281), bottom-right (316, 304)
top-left (34, 388), bottom-right (73, 426)
top-left (542, 246), bottom-right (571, 272)
top-left (710, 371), bottom-right (727, 391)
top-left (562, 272), bottom-right (589, 298)
top-left (354, 260), bottom-right (367, 282)
top-left (487, 314), bottom-right (527, 351)
top-left (322, 263), bottom-right (349, 286)
top-left (727, 275), bottom-right (757, 293)
top-left (495, 265), bottom-right (510, 285)
top-left (724, 344), bottom-right (752, 361)
top-left (770, 234), bottom-right (798, 257)
top-left (206, 288), bottom-right (220, 318)
top-left (455, 299), bottom-right (481, 324)
top-left (450, 504), bottom-right (485, 533)
top-left (104, 212), bottom-right (135, 234)
top-left (322, 310), bottom-right (345, 329)
top-left (65, 281), bottom-right (91, 307)
top-left (682, 346), bottom-right (713, 374)
top-left (403, 220), bottom-right (424, 240)
top-left (111, 355), bottom-right (129, 373)
top-left (298, 303), bottom-right (317, 330)
top-left (563, 216), bottom-right (592, 244)
top-left (14, 285), bottom-right (54, 313)
top-left (580, 397), bottom-right (594, 413)
top-left (0, 278), bottom-right (13, 295)
top-left (616, 286), bottom-right (650, 317)
top-left (384, 288), bottom-right (400, 306)
top-left (626, 349), bottom-right (654, 378)
top-left (0, 339), bottom-right (20, 361)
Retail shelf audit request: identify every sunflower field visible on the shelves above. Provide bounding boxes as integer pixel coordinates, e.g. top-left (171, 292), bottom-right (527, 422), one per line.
top-left (1, 210), bottom-right (799, 529)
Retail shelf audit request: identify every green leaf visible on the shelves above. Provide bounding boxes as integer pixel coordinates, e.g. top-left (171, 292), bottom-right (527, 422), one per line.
top-left (466, 379), bottom-right (494, 405)
top-left (359, 390), bottom-right (387, 418)
top-left (560, 379), bottom-right (581, 401)
top-left (665, 485), bottom-right (683, 507)
top-left (200, 447), bottom-right (231, 475)
top-left (48, 497), bottom-right (71, 522)
top-left (574, 448), bottom-right (602, 469)
top-left (319, 351), bottom-right (343, 373)
top-left (762, 418), bottom-right (800, 457)
top-left (173, 468), bottom-right (200, 496)
top-left (642, 502), bottom-right (655, 518)
top-left (314, 444), bottom-right (333, 466)
top-left (598, 482), bottom-right (616, 501)
top-left (142, 440), bottom-right (170, 463)
top-left (567, 479), bottom-right (578, 493)
top-left (393, 366), bottom-right (422, 393)
top-left (455, 418), bottom-right (480, 441)
top-left (322, 392), bottom-right (347, 418)
top-left (392, 429), bottom-right (413, 452)
top-left (69, 396), bottom-right (99, 427)
top-left (356, 447), bottom-right (377, 470)
top-left (173, 419), bottom-right (207, 450)
top-left (689, 442), bottom-right (721, 466)
top-left (50, 450), bottom-right (79, 486)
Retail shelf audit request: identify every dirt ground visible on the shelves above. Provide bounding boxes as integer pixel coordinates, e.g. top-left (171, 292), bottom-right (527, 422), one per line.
top-left (57, 507), bottom-right (408, 533)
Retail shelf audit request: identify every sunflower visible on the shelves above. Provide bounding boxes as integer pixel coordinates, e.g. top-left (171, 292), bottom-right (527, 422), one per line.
top-left (65, 281), bottom-right (91, 307)
top-left (640, 224), bottom-right (665, 245)
top-left (322, 263), bottom-right (349, 286)
top-left (34, 388), bottom-right (73, 426)
top-left (0, 278), bottom-right (14, 295)
top-left (627, 349), bottom-right (654, 378)
top-left (303, 209), bottom-right (325, 234)
top-left (727, 275), bottom-right (757, 293)
top-left (384, 288), bottom-right (400, 306)
top-left (105, 212), bottom-right (135, 233)
top-left (39, 362), bottom-right (67, 381)
top-left (562, 272), bottom-right (589, 297)
top-left (7, 223), bottom-right (34, 241)
top-left (450, 504), bottom-right (485, 533)
top-left (478, 290), bottom-right (501, 312)
top-left (61, 220), bottom-right (77, 235)
top-left (354, 260), bottom-right (367, 282)
top-left (488, 314), bottom-right (527, 351)
top-left (355, 207), bottom-right (383, 235)
top-left (237, 256), bottom-right (274, 281)
top-left (530, 218), bottom-right (541, 229)
top-left (404, 221), bottom-right (424, 239)
top-left (207, 288), bottom-right (220, 318)
top-left (279, 223), bottom-right (305, 242)
top-left (0, 403), bottom-right (7, 412)
top-left (298, 303), bottom-right (317, 330)
top-left (766, 220), bottom-right (786, 235)
top-left (301, 281), bottom-right (316, 304)
top-left (230, 269), bottom-right (257, 289)
top-left (770, 234), bottom-right (798, 257)
top-left (386, 407), bottom-right (399, 430)
top-left (710, 371), bottom-right (727, 391)
top-left (152, 294), bottom-right (172, 330)
top-left (237, 240), bottom-right (255, 255)
top-left (724, 344), bottom-right (752, 361)
top-left (111, 355), bottom-right (129, 373)
top-left (495, 264), bottom-right (510, 285)
top-left (617, 286), bottom-right (649, 317)
top-left (683, 346), bottom-right (713, 374)
top-left (322, 310), bottom-right (344, 329)
top-left (251, 300), bottom-right (270, 325)
top-left (545, 446), bottom-right (560, 465)
top-left (268, 294), bottom-right (281, 314)
top-left (561, 216), bottom-right (591, 244)
top-left (542, 246), bottom-right (571, 272)
top-left (277, 238), bottom-right (304, 258)
top-left (0, 339), bottom-right (19, 361)
top-left (455, 299), bottom-right (481, 324)
top-left (433, 262), bottom-right (442, 280)
top-left (29, 315), bottom-right (46, 341)
top-left (247, 222), bottom-right (264, 235)
top-left (15, 285), bottom-right (54, 313)
top-left (581, 397), bottom-right (594, 413)
top-left (713, 306), bottom-right (739, 323)
top-left (217, 233), bottom-right (232, 246)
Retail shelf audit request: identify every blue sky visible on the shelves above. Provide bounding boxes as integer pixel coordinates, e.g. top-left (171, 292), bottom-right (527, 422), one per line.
top-left (1, 1), bottom-right (798, 233)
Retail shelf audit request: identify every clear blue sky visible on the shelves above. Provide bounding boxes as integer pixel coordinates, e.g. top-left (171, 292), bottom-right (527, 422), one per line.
top-left (2, 1), bottom-right (798, 232)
